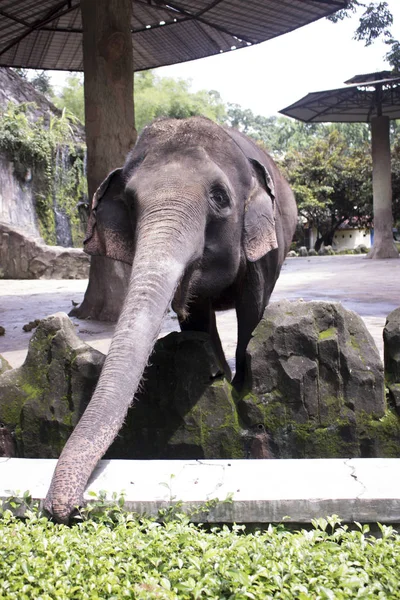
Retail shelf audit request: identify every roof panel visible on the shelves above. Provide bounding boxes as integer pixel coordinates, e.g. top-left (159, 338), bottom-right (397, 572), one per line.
top-left (280, 80), bottom-right (400, 123)
top-left (0, 0), bottom-right (347, 71)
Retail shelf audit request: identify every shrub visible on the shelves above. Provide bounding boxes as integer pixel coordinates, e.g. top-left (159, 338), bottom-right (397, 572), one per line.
top-left (1, 500), bottom-right (400, 599)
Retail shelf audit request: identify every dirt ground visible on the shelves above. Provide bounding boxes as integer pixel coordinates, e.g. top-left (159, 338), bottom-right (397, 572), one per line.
top-left (1, 254), bottom-right (399, 370)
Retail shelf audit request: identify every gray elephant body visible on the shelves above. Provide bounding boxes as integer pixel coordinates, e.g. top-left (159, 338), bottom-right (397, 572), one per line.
top-left (45, 116), bottom-right (297, 521)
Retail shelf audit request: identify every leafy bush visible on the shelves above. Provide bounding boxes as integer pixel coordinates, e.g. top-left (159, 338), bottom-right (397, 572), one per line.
top-left (1, 500), bottom-right (400, 599)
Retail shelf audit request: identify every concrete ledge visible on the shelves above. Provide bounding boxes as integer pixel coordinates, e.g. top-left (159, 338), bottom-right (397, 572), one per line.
top-left (1, 458), bottom-right (400, 523)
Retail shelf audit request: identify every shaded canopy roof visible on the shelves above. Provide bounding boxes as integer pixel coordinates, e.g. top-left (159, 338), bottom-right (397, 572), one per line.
top-left (280, 72), bottom-right (400, 123)
top-left (0, 0), bottom-right (347, 72)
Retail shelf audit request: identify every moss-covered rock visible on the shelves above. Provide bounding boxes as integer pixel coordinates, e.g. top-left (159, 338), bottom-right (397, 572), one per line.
top-left (384, 307), bottom-right (400, 415)
top-left (0, 353), bottom-right (12, 375)
top-left (0, 313), bottom-right (104, 457)
top-left (2, 301), bottom-right (398, 461)
top-left (242, 300), bottom-right (392, 458)
top-left (109, 332), bottom-right (246, 460)
top-left (0, 317), bottom-right (251, 460)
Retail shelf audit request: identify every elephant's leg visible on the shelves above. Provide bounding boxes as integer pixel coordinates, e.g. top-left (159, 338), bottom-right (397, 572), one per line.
top-left (234, 296), bottom-right (264, 391)
top-left (234, 263), bottom-right (276, 391)
top-left (179, 299), bottom-right (232, 381)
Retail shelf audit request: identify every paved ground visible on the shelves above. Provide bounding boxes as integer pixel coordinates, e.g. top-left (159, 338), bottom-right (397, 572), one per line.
top-left (1, 254), bottom-right (399, 369)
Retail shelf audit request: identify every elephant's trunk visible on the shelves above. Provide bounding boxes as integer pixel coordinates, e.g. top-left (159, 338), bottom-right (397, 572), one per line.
top-left (45, 201), bottom-right (204, 522)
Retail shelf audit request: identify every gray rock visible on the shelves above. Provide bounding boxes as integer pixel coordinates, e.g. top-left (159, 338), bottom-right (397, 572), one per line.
top-left (384, 307), bottom-right (400, 382)
top-left (0, 354), bottom-right (12, 375)
top-left (0, 314), bottom-right (249, 460)
top-left (109, 332), bottom-right (245, 460)
top-left (298, 246), bottom-right (308, 257)
top-left (0, 424), bottom-right (16, 457)
top-left (0, 313), bottom-right (104, 457)
top-left (0, 223), bottom-right (89, 279)
top-left (384, 307), bottom-right (400, 414)
top-left (308, 249), bottom-right (317, 256)
top-left (242, 300), bottom-right (394, 458)
top-left (287, 250), bottom-right (298, 257)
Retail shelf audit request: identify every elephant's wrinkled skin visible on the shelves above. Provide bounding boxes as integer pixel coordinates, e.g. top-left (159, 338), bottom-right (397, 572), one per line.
top-left (45, 117), bottom-right (297, 521)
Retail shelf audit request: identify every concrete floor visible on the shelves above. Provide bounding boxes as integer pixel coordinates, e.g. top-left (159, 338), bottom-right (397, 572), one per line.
top-left (1, 254), bottom-right (399, 369)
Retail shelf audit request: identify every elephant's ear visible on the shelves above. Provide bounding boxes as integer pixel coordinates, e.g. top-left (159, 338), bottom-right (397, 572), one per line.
top-left (84, 168), bottom-right (135, 265)
top-left (243, 158), bottom-right (278, 262)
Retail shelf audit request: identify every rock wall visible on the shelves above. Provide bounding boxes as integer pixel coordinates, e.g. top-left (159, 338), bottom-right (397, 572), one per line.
top-left (0, 157), bottom-right (40, 237)
top-left (0, 222), bottom-right (89, 279)
top-left (0, 68), bottom-right (87, 247)
top-left (0, 301), bottom-right (399, 460)
top-left (0, 68), bottom-right (64, 124)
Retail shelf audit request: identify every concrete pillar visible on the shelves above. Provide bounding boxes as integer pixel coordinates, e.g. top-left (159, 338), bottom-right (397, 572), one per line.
top-left (367, 116), bottom-right (399, 259)
top-left (71, 0), bottom-right (136, 321)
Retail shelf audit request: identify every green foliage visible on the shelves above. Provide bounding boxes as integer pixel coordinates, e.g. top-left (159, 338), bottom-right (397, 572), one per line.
top-left (11, 69), bottom-right (54, 97)
top-left (1, 502), bottom-right (400, 599)
top-left (29, 71), bottom-right (53, 97)
top-left (0, 101), bottom-right (87, 245)
top-left (281, 128), bottom-right (373, 250)
top-left (328, 1), bottom-right (399, 70)
top-left (52, 74), bottom-right (85, 124)
top-left (353, 1), bottom-right (393, 46)
top-left (0, 102), bottom-right (53, 169)
top-left (391, 125), bottom-right (400, 225)
top-left (134, 71), bottom-right (226, 132)
top-left (52, 71), bottom-right (227, 131)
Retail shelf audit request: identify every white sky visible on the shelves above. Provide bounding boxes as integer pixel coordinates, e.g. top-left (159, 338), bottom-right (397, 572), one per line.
top-left (49, 0), bottom-right (400, 118)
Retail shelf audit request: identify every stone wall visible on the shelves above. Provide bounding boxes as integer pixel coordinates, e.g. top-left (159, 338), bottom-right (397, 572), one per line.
top-left (0, 222), bottom-right (89, 279)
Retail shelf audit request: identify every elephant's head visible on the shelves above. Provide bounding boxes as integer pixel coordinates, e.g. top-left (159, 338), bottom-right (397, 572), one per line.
top-left (45, 116), bottom-right (280, 522)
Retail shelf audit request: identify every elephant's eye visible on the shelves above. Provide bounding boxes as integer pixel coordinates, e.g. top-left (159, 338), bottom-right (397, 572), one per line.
top-left (210, 186), bottom-right (230, 211)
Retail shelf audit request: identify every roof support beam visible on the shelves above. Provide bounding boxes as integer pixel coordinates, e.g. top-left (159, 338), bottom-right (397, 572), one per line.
top-left (0, 1), bottom-right (78, 58)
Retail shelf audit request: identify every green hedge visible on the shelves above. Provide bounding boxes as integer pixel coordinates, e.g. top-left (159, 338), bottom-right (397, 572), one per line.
top-left (1, 501), bottom-right (400, 599)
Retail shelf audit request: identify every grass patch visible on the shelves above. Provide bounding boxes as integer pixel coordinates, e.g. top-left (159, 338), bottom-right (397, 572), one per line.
top-left (1, 498), bottom-right (400, 598)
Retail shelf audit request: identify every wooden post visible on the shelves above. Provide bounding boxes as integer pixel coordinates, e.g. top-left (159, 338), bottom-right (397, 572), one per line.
top-left (71, 0), bottom-right (137, 321)
top-left (367, 116), bottom-right (399, 259)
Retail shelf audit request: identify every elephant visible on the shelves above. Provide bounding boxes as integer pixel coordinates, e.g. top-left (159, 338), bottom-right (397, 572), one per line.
top-left (45, 116), bottom-right (297, 522)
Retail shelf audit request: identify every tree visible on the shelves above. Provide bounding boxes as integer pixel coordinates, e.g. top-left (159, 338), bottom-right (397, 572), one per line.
top-left (11, 69), bottom-right (54, 97)
top-left (29, 71), bottom-right (53, 97)
top-left (391, 126), bottom-right (400, 227)
top-left (52, 75), bottom-right (85, 123)
top-left (281, 129), bottom-right (373, 250)
top-left (11, 68), bottom-right (28, 78)
top-left (52, 70), bottom-right (227, 131)
top-left (134, 71), bottom-right (226, 132)
top-left (328, 1), bottom-right (399, 70)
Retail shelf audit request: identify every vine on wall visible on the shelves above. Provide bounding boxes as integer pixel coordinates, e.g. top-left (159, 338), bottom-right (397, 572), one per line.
top-left (0, 102), bottom-right (87, 246)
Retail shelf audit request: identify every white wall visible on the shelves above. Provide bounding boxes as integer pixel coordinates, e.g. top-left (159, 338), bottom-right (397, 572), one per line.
top-left (333, 228), bottom-right (371, 251)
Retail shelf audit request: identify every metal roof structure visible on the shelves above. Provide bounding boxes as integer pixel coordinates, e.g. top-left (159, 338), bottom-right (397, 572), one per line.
top-left (279, 71), bottom-right (400, 123)
top-left (0, 0), bottom-right (347, 72)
